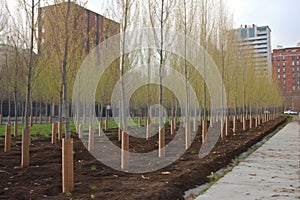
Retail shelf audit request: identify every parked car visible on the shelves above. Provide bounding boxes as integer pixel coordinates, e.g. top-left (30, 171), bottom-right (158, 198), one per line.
top-left (283, 110), bottom-right (298, 115)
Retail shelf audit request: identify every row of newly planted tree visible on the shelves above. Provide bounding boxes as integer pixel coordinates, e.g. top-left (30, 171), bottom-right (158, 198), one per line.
top-left (0, 0), bottom-right (282, 195)
top-left (97, 0), bottom-right (283, 166)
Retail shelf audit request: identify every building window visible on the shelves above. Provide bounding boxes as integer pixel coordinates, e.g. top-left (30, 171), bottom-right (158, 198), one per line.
top-left (292, 67), bottom-right (295, 72)
top-left (292, 56), bottom-right (295, 60)
top-left (292, 61), bottom-right (295, 66)
top-left (277, 68), bottom-right (280, 73)
top-left (40, 8), bottom-right (45, 18)
top-left (282, 62), bottom-right (286, 67)
top-left (277, 56), bottom-right (280, 61)
top-left (293, 80), bottom-right (296, 84)
top-left (297, 67), bottom-right (300, 72)
top-left (283, 74), bottom-right (286, 79)
top-left (283, 68), bottom-right (286, 73)
top-left (249, 28), bottom-right (255, 37)
top-left (277, 74), bottom-right (280, 79)
top-left (292, 74), bottom-right (295, 78)
top-left (240, 29), bottom-right (247, 38)
top-left (297, 55), bottom-right (299, 60)
top-left (298, 80), bottom-right (300, 85)
top-left (298, 86), bottom-right (300, 90)
top-left (85, 10), bottom-right (89, 28)
top-left (277, 62), bottom-right (280, 67)
top-left (293, 86), bottom-right (296, 90)
top-left (282, 56), bottom-right (285, 61)
top-left (297, 61), bottom-right (300, 66)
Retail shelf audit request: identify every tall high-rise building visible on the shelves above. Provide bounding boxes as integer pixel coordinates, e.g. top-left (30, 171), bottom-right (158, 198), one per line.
top-left (272, 46), bottom-right (300, 109)
top-left (238, 24), bottom-right (272, 77)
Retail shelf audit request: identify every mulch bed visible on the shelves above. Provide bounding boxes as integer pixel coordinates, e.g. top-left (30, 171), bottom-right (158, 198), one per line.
top-left (0, 116), bottom-right (287, 200)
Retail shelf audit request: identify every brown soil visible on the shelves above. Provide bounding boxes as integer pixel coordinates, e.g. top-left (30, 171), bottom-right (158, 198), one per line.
top-left (0, 116), bottom-right (287, 200)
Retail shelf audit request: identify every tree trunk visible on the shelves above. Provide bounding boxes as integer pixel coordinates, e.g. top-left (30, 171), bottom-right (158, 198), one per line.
top-left (62, 0), bottom-right (71, 139)
top-left (22, 0), bottom-right (35, 168)
top-left (8, 96), bottom-right (11, 117)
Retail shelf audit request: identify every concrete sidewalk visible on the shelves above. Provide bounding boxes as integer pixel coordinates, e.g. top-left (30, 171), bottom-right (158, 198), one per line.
top-left (196, 119), bottom-right (300, 200)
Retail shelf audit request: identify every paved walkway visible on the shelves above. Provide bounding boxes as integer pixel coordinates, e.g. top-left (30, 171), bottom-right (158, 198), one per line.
top-left (196, 119), bottom-right (300, 200)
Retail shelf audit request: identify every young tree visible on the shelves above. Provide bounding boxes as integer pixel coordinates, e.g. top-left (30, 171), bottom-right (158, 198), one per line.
top-left (176, 0), bottom-right (197, 148)
top-left (148, 0), bottom-right (176, 157)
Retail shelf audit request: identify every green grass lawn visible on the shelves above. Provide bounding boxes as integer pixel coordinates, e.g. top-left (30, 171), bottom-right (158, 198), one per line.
top-left (0, 117), bottom-right (182, 138)
top-left (0, 123), bottom-right (77, 138)
top-left (0, 118), bottom-right (147, 137)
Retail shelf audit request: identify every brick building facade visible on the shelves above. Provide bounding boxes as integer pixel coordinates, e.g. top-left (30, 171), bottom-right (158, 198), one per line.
top-left (38, 2), bottom-right (119, 57)
top-left (272, 47), bottom-right (300, 110)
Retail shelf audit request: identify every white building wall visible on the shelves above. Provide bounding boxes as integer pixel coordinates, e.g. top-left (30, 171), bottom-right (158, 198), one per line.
top-left (238, 24), bottom-right (272, 78)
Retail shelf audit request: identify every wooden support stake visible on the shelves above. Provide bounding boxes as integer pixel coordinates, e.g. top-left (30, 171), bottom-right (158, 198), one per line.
top-left (98, 121), bottom-right (103, 136)
top-left (255, 115), bottom-right (258, 127)
top-left (159, 126), bottom-right (165, 158)
top-left (0, 114), bottom-right (2, 125)
top-left (21, 128), bottom-right (30, 167)
top-left (225, 116), bottom-right (230, 136)
top-left (105, 118), bottom-right (108, 131)
top-left (7, 116), bottom-right (11, 125)
top-left (260, 114), bottom-right (265, 124)
top-left (233, 115), bottom-right (237, 133)
top-left (58, 121), bottom-right (63, 141)
top-left (202, 120), bottom-right (207, 143)
top-left (78, 123), bottom-right (82, 138)
top-left (138, 117), bottom-right (141, 127)
top-left (170, 119), bottom-right (174, 135)
top-left (14, 121), bottom-right (18, 137)
top-left (62, 138), bottom-right (74, 193)
top-left (193, 118), bottom-right (197, 132)
top-left (51, 123), bottom-right (57, 144)
top-left (99, 118), bottom-right (103, 129)
top-left (146, 118), bottom-right (151, 140)
top-left (21, 116), bottom-right (24, 125)
top-left (249, 115), bottom-right (253, 129)
top-left (220, 118), bottom-right (225, 139)
top-left (242, 116), bottom-right (246, 131)
top-left (39, 114), bottom-right (42, 124)
top-left (88, 125), bottom-right (94, 151)
top-left (121, 131), bottom-right (129, 170)
top-left (185, 122), bottom-right (191, 149)
top-left (210, 116), bottom-right (214, 127)
top-left (4, 124), bottom-right (11, 152)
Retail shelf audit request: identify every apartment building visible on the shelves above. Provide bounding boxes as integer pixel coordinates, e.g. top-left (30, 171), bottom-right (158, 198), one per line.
top-left (38, 2), bottom-right (119, 56)
top-left (272, 46), bottom-right (300, 109)
top-left (238, 24), bottom-right (272, 78)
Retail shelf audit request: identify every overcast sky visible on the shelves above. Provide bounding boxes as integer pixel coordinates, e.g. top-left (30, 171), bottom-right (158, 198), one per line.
top-left (6, 0), bottom-right (300, 49)
top-left (226, 0), bottom-right (300, 49)
top-left (85, 0), bottom-right (300, 49)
